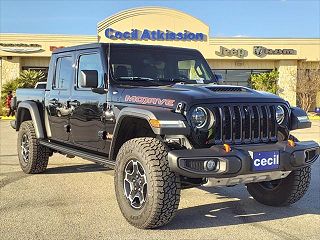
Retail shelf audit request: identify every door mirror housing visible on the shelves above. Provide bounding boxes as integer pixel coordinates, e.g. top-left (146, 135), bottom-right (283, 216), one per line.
top-left (214, 73), bottom-right (224, 84)
top-left (79, 70), bottom-right (98, 88)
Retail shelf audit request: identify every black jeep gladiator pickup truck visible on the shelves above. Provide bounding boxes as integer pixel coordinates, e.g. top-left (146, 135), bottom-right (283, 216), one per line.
top-left (11, 43), bottom-right (319, 229)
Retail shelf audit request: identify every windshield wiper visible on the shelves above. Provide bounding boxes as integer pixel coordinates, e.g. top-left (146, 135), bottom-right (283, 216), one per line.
top-left (157, 78), bottom-right (189, 83)
top-left (116, 76), bottom-right (155, 82)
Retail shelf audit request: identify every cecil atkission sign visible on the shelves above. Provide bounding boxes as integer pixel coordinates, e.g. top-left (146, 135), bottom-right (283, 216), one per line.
top-left (105, 28), bottom-right (205, 41)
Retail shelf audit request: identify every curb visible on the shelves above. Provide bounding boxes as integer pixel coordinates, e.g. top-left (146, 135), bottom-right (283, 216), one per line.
top-left (309, 116), bottom-right (320, 120)
top-left (0, 116), bottom-right (15, 120)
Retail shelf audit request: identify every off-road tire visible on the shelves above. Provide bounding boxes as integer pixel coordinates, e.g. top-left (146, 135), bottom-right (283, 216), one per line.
top-left (246, 166), bottom-right (311, 206)
top-left (114, 137), bottom-right (181, 229)
top-left (17, 120), bottom-right (50, 174)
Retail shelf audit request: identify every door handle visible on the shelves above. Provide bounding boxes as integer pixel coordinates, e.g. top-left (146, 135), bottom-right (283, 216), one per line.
top-left (68, 100), bottom-right (80, 107)
top-left (49, 98), bottom-right (58, 104)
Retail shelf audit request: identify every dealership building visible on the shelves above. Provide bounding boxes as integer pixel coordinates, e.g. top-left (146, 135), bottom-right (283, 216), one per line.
top-left (0, 7), bottom-right (319, 107)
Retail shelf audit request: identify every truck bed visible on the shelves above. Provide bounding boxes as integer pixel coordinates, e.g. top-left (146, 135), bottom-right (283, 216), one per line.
top-left (16, 88), bottom-right (45, 103)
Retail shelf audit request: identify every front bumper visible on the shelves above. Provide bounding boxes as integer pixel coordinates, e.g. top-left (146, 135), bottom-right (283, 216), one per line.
top-left (168, 141), bottom-right (319, 178)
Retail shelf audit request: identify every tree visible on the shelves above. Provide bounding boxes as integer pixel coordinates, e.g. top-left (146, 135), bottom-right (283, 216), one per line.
top-left (296, 62), bottom-right (320, 112)
top-left (249, 70), bottom-right (279, 94)
top-left (1, 70), bottom-right (45, 112)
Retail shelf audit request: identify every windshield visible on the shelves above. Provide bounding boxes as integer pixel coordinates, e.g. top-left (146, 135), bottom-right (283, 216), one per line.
top-left (109, 47), bottom-right (216, 85)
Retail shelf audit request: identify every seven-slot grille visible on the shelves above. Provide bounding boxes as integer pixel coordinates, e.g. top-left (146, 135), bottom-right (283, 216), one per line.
top-left (208, 104), bottom-right (278, 145)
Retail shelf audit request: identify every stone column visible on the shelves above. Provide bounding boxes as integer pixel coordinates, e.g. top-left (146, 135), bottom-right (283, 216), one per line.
top-left (277, 60), bottom-right (297, 106)
top-left (0, 57), bottom-right (21, 94)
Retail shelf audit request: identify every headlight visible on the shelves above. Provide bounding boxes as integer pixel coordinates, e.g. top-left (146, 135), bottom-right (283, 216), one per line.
top-left (276, 105), bottom-right (285, 124)
top-left (191, 107), bottom-right (208, 128)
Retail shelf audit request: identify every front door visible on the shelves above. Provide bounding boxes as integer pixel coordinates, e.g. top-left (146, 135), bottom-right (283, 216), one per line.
top-left (69, 51), bottom-right (108, 152)
top-left (46, 54), bottom-right (74, 142)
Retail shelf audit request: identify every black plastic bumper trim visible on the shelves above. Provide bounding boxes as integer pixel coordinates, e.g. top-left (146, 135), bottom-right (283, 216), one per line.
top-left (167, 141), bottom-right (319, 178)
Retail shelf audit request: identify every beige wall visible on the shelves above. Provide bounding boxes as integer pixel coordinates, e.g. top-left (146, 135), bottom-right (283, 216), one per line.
top-left (0, 34), bottom-right (97, 57)
top-left (0, 57), bottom-right (21, 93)
top-left (277, 60), bottom-right (298, 106)
top-left (206, 38), bottom-right (320, 61)
top-left (22, 57), bottom-right (50, 67)
top-left (207, 59), bottom-right (277, 69)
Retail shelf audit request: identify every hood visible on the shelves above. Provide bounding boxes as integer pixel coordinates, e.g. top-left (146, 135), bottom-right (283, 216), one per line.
top-left (116, 83), bottom-right (287, 109)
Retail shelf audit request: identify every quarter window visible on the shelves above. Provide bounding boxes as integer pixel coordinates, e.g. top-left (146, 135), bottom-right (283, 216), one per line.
top-left (53, 56), bottom-right (73, 89)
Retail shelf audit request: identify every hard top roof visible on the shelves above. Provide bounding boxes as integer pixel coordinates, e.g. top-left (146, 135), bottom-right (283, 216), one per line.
top-left (52, 43), bottom-right (200, 54)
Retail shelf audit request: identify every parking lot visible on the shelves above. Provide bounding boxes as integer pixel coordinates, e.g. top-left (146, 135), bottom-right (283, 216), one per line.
top-left (1, 120), bottom-right (319, 240)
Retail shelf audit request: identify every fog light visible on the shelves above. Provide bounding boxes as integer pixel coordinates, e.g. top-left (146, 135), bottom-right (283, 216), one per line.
top-left (204, 160), bottom-right (216, 171)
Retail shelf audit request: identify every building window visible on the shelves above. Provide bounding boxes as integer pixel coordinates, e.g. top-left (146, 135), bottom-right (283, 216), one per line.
top-left (22, 66), bottom-right (49, 80)
top-left (212, 69), bottom-right (272, 86)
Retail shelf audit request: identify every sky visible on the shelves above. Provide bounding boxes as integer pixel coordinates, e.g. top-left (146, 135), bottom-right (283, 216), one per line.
top-left (0, 0), bottom-right (319, 38)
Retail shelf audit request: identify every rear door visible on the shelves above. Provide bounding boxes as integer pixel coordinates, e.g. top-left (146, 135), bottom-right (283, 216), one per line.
top-left (46, 54), bottom-right (74, 142)
top-left (69, 50), bottom-right (107, 152)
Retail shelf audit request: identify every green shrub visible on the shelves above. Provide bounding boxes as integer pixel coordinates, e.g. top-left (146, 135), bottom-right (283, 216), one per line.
top-left (249, 69), bottom-right (279, 94)
top-left (1, 70), bottom-right (45, 112)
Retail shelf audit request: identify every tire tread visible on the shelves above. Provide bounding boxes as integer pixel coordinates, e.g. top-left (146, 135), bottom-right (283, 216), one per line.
top-left (115, 137), bottom-right (181, 229)
top-left (18, 121), bottom-right (50, 174)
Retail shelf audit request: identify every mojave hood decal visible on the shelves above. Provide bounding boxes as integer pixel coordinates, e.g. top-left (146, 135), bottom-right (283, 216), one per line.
top-left (125, 95), bottom-right (175, 107)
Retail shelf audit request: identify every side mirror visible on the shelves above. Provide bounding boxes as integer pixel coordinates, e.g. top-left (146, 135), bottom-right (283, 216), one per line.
top-left (79, 70), bottom-right (98, 88)
top-left (214, 73), bottom-right (224, 84)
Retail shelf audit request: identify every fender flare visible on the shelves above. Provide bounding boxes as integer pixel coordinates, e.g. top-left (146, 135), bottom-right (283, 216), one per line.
top-left (109, 106), bottom-right (190, 159)
top-left (114, 106), bottom-right (190, 135)
top-left (16, 101), bottom-right (45, 139)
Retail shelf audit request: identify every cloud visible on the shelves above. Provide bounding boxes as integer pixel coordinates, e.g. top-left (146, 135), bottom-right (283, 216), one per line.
top-left (232, 34), bottom-right (250, 38)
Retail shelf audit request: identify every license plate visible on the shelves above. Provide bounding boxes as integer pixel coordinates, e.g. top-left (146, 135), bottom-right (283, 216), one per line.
top-left (249, 150), bottom-right (280, 171)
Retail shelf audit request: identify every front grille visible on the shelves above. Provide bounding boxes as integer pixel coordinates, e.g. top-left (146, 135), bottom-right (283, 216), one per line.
top-left (208, 104), bottom-right (278, 145)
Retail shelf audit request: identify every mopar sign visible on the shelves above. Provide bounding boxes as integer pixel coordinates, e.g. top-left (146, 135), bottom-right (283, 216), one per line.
top-left (253, 46), bottom-right (297, 57)
top-left (105, 28), bottom-right (205, 41)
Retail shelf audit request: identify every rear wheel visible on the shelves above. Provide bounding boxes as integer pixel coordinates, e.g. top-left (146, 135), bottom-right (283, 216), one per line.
top-left (246, 166), bottom-right (311, 206)
top-left (17, 121), bottom-right (51, 174)
top-left (114, 137), bottom-right (181, 229)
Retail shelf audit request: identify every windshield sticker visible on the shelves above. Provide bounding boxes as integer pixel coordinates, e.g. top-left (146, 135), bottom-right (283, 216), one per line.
top-left (125, 95), bottom-right (175, 107)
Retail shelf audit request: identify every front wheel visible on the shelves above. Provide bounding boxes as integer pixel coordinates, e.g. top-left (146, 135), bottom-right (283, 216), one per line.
top-left (114, 137), bottom-right (181, 229)
top-left (246, 166), bottom-right (311, 206)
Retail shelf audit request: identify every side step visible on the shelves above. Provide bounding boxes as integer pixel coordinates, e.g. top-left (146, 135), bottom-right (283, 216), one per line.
top-left (39, 140), bottom-right (115, 169)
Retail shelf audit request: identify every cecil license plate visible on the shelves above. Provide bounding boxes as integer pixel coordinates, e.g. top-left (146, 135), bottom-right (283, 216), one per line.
top-left (249, 150), bottom-right (280, 171)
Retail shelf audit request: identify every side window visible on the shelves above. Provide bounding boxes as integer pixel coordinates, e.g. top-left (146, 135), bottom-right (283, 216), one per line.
top-left (178, 59), bottom-right (209, 80)
top-left (77, 53), bottom-right (103, 89)
top-left (53, 56), bottom-right (73, 90)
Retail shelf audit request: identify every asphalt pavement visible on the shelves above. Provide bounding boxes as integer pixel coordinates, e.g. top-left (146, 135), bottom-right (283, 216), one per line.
top-left (0, 120), bottom-right (319, 240)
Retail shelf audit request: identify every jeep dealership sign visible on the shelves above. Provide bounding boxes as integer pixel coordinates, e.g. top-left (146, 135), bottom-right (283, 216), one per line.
top-left (215, 45), bottom-right (297, 58)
